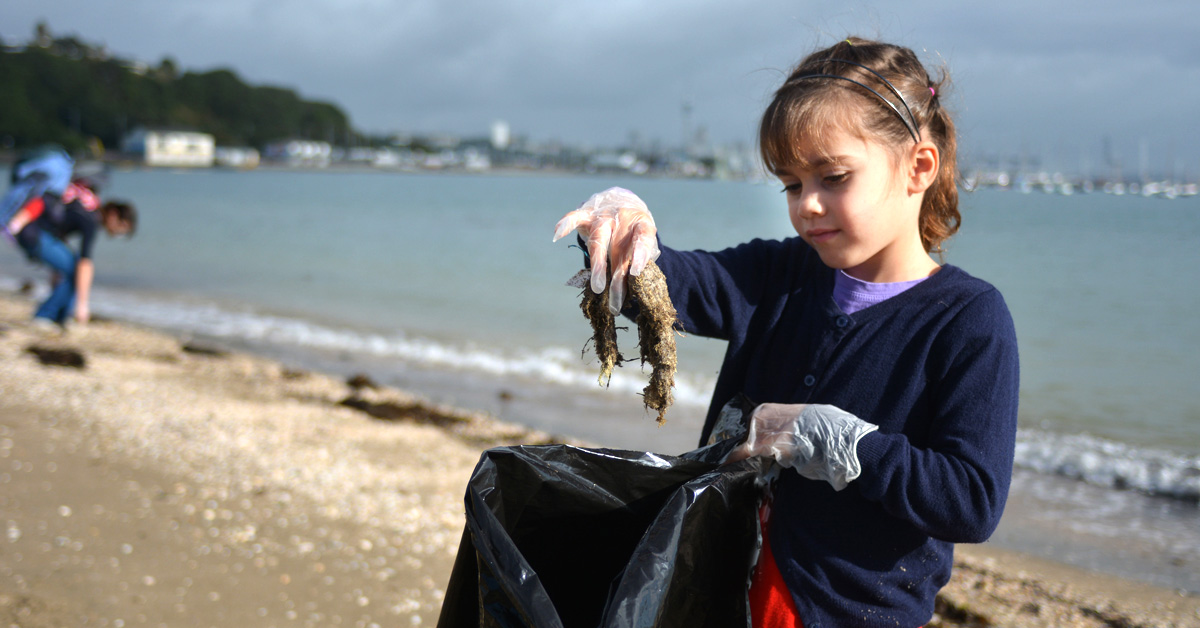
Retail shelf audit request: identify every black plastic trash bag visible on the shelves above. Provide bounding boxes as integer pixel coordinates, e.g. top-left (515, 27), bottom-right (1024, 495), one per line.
top-left (437, 436), bottom-right (765, 628)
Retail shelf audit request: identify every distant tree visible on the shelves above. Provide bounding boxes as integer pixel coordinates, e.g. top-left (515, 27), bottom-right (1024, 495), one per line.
top-left (51, 35), bottom-right (92, 59)
top-left (156, 56), bottom-right (178, 81)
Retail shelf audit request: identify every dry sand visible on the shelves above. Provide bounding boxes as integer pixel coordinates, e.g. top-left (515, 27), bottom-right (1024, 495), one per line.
top-left (1, 292), bottom-right (1197, 627)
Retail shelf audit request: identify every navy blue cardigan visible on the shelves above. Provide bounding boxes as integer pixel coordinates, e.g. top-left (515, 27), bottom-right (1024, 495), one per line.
top-left (653, 237), bottom-right (1020, 628)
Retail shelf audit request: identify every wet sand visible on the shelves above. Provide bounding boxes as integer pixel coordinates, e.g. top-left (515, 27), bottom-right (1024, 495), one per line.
top-left (1, 292), bottom-right (1198, 627)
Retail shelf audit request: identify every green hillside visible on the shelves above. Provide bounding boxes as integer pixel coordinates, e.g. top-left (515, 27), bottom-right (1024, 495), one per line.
top-left (0, 24), bottom-right (358, 153)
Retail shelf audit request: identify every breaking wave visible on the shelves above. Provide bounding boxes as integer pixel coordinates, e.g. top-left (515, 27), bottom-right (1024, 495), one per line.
top-left (89, 287), bottom-right (717, 409)
top-left (1015, 429), bottom-right (1200, 502)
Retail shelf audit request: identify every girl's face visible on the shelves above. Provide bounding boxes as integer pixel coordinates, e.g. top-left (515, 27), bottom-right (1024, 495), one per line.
top-left (776, 126), bottom-right (935, 283)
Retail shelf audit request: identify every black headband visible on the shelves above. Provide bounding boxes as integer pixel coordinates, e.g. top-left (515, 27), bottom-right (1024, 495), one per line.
top-left (786, 58), bottom-right (921, 143)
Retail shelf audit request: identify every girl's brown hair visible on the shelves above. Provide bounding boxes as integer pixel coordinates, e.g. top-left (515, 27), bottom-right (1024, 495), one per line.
top-left (759, 36), bottom-right (959, 254)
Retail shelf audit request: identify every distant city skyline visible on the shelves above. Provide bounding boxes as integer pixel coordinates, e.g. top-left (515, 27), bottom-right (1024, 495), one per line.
top-left (3, 1), bottom-right (1200, 177)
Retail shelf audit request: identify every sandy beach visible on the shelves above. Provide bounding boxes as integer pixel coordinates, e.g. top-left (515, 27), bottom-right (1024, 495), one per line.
top-left (1, 290), bottom-right (1197, 627)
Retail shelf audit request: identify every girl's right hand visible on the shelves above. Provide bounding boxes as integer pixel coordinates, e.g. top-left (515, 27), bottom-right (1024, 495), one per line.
top-left (553, 187), bottom-right (660, 315)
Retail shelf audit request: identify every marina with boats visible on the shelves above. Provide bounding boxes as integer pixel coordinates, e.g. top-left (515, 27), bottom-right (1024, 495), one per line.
top-left (965, 168), bottom-right (1199, 199)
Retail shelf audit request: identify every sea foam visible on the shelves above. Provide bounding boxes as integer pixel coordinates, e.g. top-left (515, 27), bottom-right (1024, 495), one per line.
top-left (90, 288), bottom-right (716, 409)
top-left (1015, 429), bottom-right (1200, 502)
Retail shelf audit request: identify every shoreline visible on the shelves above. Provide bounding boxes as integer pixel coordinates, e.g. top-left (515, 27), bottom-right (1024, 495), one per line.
top-left (1, 292), bottom-right (1198, 626)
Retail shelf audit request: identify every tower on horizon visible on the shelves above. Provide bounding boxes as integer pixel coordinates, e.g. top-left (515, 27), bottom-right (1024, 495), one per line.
top-left (490, 120), bottom-right (511, 151)
top-left (681, 100), bottom-right (693, 154)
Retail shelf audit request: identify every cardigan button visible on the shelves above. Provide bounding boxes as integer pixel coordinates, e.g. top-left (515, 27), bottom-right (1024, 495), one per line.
top-left (803, 374), bottom-right (816, 387)
top-left (835, 315), bottom-right (850, 328)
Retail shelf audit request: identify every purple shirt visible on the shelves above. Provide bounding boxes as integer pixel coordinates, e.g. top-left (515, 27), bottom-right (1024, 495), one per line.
top-left (832, 270), bottom-right (929, 315)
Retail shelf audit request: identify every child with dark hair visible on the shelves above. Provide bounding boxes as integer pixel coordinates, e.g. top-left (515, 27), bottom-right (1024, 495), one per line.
top-left (554, 36), bottom-right (1018, 627)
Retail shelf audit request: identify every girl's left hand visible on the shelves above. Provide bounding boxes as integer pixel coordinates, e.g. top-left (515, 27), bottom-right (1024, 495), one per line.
top-left (726, 403), bottom-right (879, 491)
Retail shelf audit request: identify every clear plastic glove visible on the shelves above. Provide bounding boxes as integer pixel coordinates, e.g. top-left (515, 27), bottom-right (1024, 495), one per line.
top-left (553, 187), bottom-right (660, 315)
top-left (726, 403), bottom-right (879, 491)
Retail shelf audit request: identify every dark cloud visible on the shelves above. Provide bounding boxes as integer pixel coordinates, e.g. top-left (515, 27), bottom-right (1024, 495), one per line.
top-left (4, 1), bottom-right (1199, 171)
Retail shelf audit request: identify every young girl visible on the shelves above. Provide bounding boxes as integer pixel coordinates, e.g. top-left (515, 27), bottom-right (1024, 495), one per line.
top-left (553, 37), bottom-right (1019, 627)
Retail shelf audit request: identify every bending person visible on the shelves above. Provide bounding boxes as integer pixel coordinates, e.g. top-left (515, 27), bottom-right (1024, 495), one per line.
top-left (24, 176), bottom-right (137, 326)
top-left (4, 148), bottom-right (137, 327)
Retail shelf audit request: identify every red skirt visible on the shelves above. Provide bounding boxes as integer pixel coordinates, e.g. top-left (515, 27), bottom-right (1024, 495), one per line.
top-left (749, 502), bottom-right (923, 628)
top-left (749, 501), bottom-right (803, 628)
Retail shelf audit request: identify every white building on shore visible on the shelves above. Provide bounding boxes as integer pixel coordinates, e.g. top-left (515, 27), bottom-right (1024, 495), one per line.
top-left (121, 127), bottom-right (215, 167)
top-left (214, 146), bottom-right (261, 169)
top-left (263, 139), bottom-right (332, 168)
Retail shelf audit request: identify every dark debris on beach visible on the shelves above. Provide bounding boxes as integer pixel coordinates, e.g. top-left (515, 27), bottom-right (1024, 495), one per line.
top-left (25, 344), bottom-right (86, 369)
top-left (180, 341), bottom-right (229, 357)
top-left (339, 395), bottom-right (467, 428)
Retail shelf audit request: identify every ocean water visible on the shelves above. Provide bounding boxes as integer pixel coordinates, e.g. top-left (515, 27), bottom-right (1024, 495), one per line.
top-left (2, 168), bottom-right (1198, 591)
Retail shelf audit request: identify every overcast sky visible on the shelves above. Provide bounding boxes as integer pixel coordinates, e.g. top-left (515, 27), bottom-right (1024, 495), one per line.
top-left (4, 1), bottom-right (1199, 175)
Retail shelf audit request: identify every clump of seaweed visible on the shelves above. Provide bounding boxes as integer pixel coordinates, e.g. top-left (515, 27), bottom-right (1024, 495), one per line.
top-left (580, 278), bottom-right (622, 386)
top-left (579, 261), bottom-right (678, 424)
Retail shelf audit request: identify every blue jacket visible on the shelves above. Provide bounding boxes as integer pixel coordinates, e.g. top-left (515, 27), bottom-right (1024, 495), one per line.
top-left (2, 146), bottom-right (74, 224)
top-left (3, 146), bottom-right (74, 257)
top-left (654, 237), bottom-right (1020, 627)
